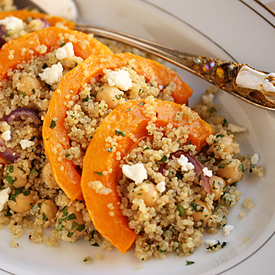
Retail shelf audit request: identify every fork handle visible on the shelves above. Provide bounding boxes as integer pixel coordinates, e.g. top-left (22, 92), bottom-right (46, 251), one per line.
top-left (76, 23), bottom-right (275, 110)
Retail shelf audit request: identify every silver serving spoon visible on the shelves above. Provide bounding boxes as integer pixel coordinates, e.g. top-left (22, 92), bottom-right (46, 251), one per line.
top-left (13, 0), bottom-right (275, 111)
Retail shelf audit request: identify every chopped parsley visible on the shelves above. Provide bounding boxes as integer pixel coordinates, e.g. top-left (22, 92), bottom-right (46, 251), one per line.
top-left (60, 40), bottom-right (66, 47)
top-left (66, 213), bottom-right (76, 221)
top-left (198, 174), bottom-right (202, 183)
top-left (186, 260), bottom-right (195, 266)
top-left (115, 130), bottom-right (126, 137)
top-left (222, 118), bottom-right (228, 126)
top-left (209, 107), bottom-right (217, 113)
top-left (160, 155), bottom-right (168, 163)
top-left (18, 90), bottom-right (26, 97)
top-left (218, 163), bottom-right (226, 169)
top-left (5, 30), bottom-right (10, 37)
top-left (67, 231), bottom-right (74, 237)
top-left (176, 171), bottom-right (183, 180)
top-left (77, 224), bottom-right (85, 232)
top-left (56, 222), bottom-right (63, 231)
top-left (71, 221), bottom-right (78, 231)
top-left (50, 119), bottom-right (56, 129)
top-left (107, 146), bottom-right (113, 152)
top-left (190, 202), bottom-right (203, 212)
top-left (115, 94), bottom-right (123, 100)
top-left (42, 212), bottom-right (47, 221)
top-left (216, 134), bottom-right (225, 139)
top-left (238, 164), bottom-right (244, 172)
top-left (83, 95), bottom-right (90, 102)
top-left (5, 175), bottom-right (15, 185)
top-left (23, 190), bottom-right (30, 196)
top-left (93, 171), bottom-right (103, 176)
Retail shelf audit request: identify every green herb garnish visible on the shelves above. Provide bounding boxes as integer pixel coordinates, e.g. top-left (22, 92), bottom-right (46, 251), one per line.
top-left (115, 130), bottom-right (126, 137)
top-left (50, 119), bottom-right (56, 129)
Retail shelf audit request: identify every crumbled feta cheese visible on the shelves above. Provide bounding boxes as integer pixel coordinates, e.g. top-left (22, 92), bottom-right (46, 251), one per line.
top-left (177, 155), bottom-right (194, 171)
top-left (1, 130), bottom-right (11, 141)
top-left (39, 62), bottom-right (63, 85)
top-left (0, 16), bottom-right (23, 32)
top-left (20, 139), bottom-right (35, 149)
top-left (223, 224), bottom-right (234, 236)
top-left (156, 181), bottom-right (166, 193)
top-left (236, 65), bottom-right (275, 93)
top-left (251, 153), bottom-right (259, 165)
top-left (56, 42), bottom-right (74, 60)
top-left (106, 69), bottom-right (132, 91)
top-left (205, 239), bottom-right (219, 246)
top-left (202, 93), bottom-right (214, 104)
top-left (0, 187), bottom-right (11, 212)
top-left (122, 163), bottom-right (147, 184)
top-left (202, 167), bottom-right (213, 177)
top-left (227, 123), bottom-right (247, 133)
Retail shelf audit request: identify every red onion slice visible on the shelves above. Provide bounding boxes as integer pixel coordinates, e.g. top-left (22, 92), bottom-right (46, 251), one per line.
top-left (0, 136), bottom-right (19, 162)
top-left (160, 150), bottom-right (212, 194)
top-left (0, 25), bottom-right (7, 47)
top-left (4, 108), bottom-right (41, 125)
top-left (39, 18), bottom-right (50, 29)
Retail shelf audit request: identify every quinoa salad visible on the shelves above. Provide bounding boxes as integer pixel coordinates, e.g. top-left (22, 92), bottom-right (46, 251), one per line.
top-left (0, 2), bottom-right (265, 265)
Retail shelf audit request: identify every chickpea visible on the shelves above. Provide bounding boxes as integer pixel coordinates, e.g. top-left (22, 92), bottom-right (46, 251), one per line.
top-left (42, 162), bottom-right (59, 189)
top-left (216, 158), bottom-right (243, 185)
top-left (95, 84), bottom-right (123, 109)
top-left (207, 133), bottom-right (235, 158)
top-left (35, 199), bottom-right (58, 221)
top-left (56, 205), bottom-right (85, 238)
top-left (132, 181), bottom-right (160, 207)
top-left (5, 164), bottom-right (27, 188)
top-left (211, 175), bottom-right (226, 201)
top-left (18, 75), bottom-right (42, 96)
top-left (191, 201), bottom-right (211, 228)
top-left (8, 190), bottom-right (35, 213)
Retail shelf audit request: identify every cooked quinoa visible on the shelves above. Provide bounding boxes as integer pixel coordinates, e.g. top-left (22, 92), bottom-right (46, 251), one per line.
top-left (0, 13), bottom-right (70, 46)
top-left (0, 0), bottom-right (15, 12)
top-left (0, 8), bottom-right (265, 263)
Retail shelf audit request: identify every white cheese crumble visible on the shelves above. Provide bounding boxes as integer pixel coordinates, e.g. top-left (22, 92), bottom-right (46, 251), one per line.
top-left (236, 65), bottom-right (275, 93)
top-left (1, 130), bottom-right (11, 141)
top-left (156, 181), bottom-right (166, 193)
top-left (0, 187), bottom-right (11, 212)
top-left (223, 224), bottom-right (234, 236)
top-left (56, 42), bottom-right (74, 60)
top-left (39, 62), bottom-right (63, 85)
top-left (122, 163), bottom-right (147, 184)
top-left (0, 16), bottom-right (23, 32)
top-left (177, 155), bottom-right (194, 172)
top-left (202, 167), bottom-right (213, 177)
top-left (205, 239), bottom-right (219, 246)
top-left (251, 153), bottom-right (259, 165)
top-left (202, 93), bottom-right (214, 104)
top-left (228, 123), bottom-right (247, 133)
top-left (106, 70), bottom-right (133, 91)
top-left (20, 139), bottom-right (35, 149)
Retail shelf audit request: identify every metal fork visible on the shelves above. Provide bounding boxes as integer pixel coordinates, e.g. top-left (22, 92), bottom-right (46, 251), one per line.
top-left (13, 0), bottom-right (275, 111)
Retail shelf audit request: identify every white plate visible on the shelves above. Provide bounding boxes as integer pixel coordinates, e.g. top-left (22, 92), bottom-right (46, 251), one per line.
top-left (1, 0), bottom-right (275, 274)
